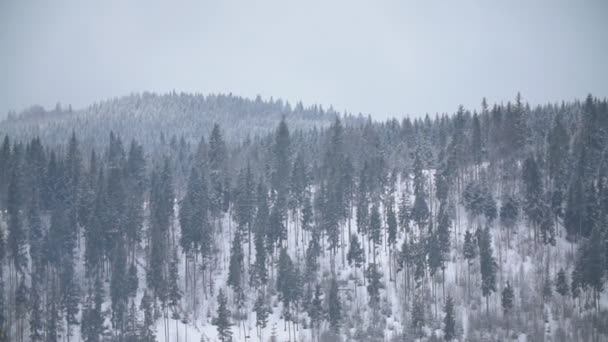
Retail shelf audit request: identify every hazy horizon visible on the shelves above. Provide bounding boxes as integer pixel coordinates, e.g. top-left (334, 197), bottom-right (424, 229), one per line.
top-left (2, 0), bottom-right (607, 119)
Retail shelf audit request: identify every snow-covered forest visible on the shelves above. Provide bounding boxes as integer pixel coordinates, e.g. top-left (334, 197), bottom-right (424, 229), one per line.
top-left (0, 92), bottom-right (607, 342)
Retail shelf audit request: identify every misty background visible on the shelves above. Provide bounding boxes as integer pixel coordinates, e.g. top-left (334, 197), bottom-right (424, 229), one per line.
top-left (1, 0), bottom-right (607, 119)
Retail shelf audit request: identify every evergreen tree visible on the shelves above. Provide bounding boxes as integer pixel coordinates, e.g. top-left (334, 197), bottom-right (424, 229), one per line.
top-left (500, 194), bottom-right (519, 244)
top-left (502, 281), bottom-right (514, 332)
top-left (347, 234), bottom-right (365, 270)
top-left (369, 204), bottom-right (382, 262)
top-left (443, 295), bottom-right (456, 341)
top-left (387, 205), bottom-right (398, 246)
top-left (479, 227), bottom-right (497, 314)
top-left (81, 275), bottom-right (106, 342)
top-left (213, 289), bottom-right (232, 342)
top-left (139, 291), bottom-right (156, 342)
top-left (412, 294), bottom-right (425, 338)
top-left (463, 230), bottom-right (477, 296)
top-left (271, 117), bottom-right (291, 197)
top-left (209, 124), bottom-right (227, 219)
top-left (398, 191), bottom-right (410, 233)
top-left (574, 225), bottom-right (605, 312)
top-left (366, 263), bottom-right (384, 306)
top-left (555, 268), bottom-right (569, 297)
top-left (227, 232), bottom-right (244, 295)
top-left (254, 291), bottom-right (269, 338)
top-left (7, 170), bottom-right (27, 274)
top-left (308, 284), bottom-right (323, 340)
top-left (328, 278), bottom-right (341, 332)
top-left (251, 182), bottom-right (269, 288)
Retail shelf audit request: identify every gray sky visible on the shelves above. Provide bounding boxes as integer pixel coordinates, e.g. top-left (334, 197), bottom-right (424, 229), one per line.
top-left (1, 0), bottom-right (607, 119)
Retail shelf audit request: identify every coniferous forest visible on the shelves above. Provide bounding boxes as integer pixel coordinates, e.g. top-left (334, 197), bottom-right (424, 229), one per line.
top-left (1, 92), bottom-right (608, 341)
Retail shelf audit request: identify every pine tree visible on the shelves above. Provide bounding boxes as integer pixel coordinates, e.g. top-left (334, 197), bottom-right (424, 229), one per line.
top-left (398, 191), bottom-right (410, 233)
top-left (366, 263), bottom-right (384, 306)
top-left (500, 194), bottom-right (519, 245)
top-left (168, 248), bottom-right (182, 318)
top-left (369, 204), bottom-right (382, 263)
top-left (277, 247), bottom-right (296, 323)
top-left (502, 281), bottom-right (514, 332)
top-left (356, 167), bottom-right (370, 236)
top-left (463, 230), bottom-right (477, 297)
top-left (443, 295), bottom-right (456, 341)
top-left (213, 289), bottom-right (232, 342)
top-left (139, 291), bottom-right (155, 342)
top-left (522, 155), bottom-right (544, 240)
top-left (347, 234), bottom-right (365, 269)
top-left (575, 225), bottom-right (605, 312)
top-left (555, 268), bottom-right (569, 297)
top-left (271, 117), bottom-right (291, 197)
top-left (254, 291), bottom-right (269, 339)
top-left (328, 278), bottom-right (341, 332)
top-left (412, 294), bottom-right (425, 338)
top-left (251, 182), bottom-right (269, 288)
top-left (479, 226), bottom-right (497, 314)
top-left (471, 113), bottom-right (482, 168)
top-left (29, 274), bottom-right (44, 342)
top-left (82, 275), bottom-right (106, 342)
top-left (387, 205), bottom-right (398, 246)
top-left (227, 232), bottom-right (244, 292)
top-left (543, 274), bottom-right (553, 302)
top-left (209, 123), bottom-right (227, 219)
top-left (7, 169), bottom-right (27, 274)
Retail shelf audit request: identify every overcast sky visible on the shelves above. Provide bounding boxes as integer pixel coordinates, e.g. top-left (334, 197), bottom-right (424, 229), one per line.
top-left (1, 0), bottom-right (607, 119)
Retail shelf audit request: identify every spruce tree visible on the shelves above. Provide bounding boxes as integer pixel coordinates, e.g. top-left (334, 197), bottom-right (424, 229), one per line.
top-left (366, 263), bottom-right (384, 306)
top-left (328, 278), bottom-right (341, 332)
top-left (398, 191), bottom-right (411, 233)
top-left (139, 291), bottom-right (155, 342)
top-left (479, 226), bottom-right (497, 314)
top-left (213, 289), bottom-right (232, 342)
top-left (308, 284), bottom-right (323, 341)
top-left (443, 295), bottom-right (456, 341)
top-left (369, 204), bottom-right (382, 263)
top-left (254, 291), bottom-right (269, 339)
top-left (555, 268), bottom-right (569, 297)
top-left (412, 294), bottom-right (425, 338)
top-left (347, 234), bottom-right (365, 270)
top-left (387, 205), bottom-right (398, 246)
top-left (502, 281), bottom-right (514, 332)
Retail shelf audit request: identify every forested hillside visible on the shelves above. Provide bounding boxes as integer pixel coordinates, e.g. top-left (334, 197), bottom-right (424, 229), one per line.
top-left (0, 92), bottom-right (348, 150)
top-left (0, 93), bottom-right (607, 342)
